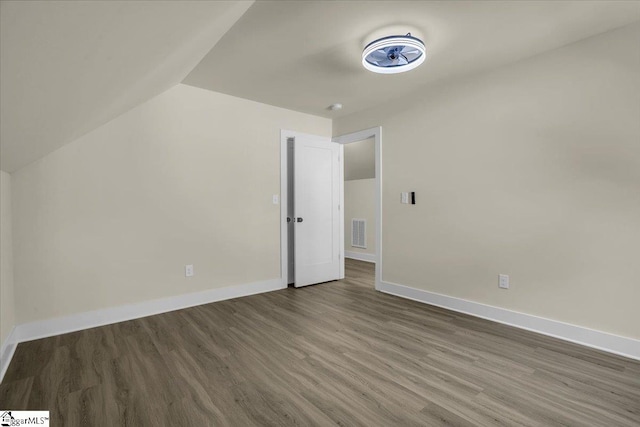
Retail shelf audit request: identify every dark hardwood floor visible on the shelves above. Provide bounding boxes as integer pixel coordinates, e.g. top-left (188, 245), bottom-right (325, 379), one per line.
top-left (1, 258), bottom-right (639, 426)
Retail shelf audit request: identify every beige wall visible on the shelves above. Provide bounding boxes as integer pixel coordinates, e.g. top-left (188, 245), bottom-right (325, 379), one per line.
top-left (344, 138), bottom-right (375, 181)
top-left (11, 84), bottom-right (330, 324)
top-left (0, 170), bottom-right (15, 347)
top-left (334, 23), bottom-right (640, 339)
top-left (344, 178), bottom-right (376, 256)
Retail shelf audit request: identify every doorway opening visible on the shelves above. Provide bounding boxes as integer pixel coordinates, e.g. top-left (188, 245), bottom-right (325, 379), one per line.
top-left (341, 137), bottom-right (376, 286)
top-left (333, 127), bottom-right (381, 290)
top-left (280, 127), bottom-right (382, 290)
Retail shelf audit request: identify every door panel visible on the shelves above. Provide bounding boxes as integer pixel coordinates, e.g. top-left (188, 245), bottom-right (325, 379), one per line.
top-left (294, 136), bottom-right (340, 287)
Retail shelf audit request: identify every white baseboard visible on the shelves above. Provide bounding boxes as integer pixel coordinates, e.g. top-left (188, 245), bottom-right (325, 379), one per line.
top-left (0, 278), bottom-right (285, 383)
top-left (344, 251), bottom-right (376, 263)
top-left (0, 327), bottom-right (18, 384)
top-left (379, 280), bottom-right (640, 361)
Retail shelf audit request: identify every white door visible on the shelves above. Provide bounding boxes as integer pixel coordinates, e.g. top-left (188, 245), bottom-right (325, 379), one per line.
top-left (294, 135), bottom-right (341, 287)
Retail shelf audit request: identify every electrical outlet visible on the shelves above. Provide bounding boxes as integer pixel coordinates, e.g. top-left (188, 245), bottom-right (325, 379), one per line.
top-left (499, 274), bottom-right (509, 289)
top-left (401, 192), bottom-right (409, 204)
top-left (272, 194), bottom-right (279, 204)
top-left (185, 264), bottom-right (194, 277)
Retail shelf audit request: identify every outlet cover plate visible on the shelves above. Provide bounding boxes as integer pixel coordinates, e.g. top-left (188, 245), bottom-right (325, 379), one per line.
top-left (499, 274), bottom-right (509, 289)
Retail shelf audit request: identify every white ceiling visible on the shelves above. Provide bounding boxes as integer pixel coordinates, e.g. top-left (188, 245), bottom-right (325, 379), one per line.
top-left (184, 1), bottom-right (640, 119)
top-left (0, 1), bottom-right (252, 172)
top-left (2, 1), bottom-right (639, 172)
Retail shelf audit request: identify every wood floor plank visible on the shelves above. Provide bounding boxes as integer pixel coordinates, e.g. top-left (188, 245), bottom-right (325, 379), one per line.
top-left (26, 345), bottom-right (70, 425)
top-left (1, 258), bottom-right (638, 426)
top-left (0, 377), bottom-right (33, 410)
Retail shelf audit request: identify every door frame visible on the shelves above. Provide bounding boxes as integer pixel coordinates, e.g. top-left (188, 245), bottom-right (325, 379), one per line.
top-left (280, 127), bottom-right (382, 290)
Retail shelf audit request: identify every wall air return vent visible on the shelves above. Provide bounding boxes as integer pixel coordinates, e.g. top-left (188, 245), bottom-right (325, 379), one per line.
top-left (351, 219), bottom-right (367, 249)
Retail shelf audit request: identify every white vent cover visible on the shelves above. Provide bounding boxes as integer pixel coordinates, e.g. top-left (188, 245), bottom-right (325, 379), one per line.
top-left (351, 219), bottom-right (366, 249)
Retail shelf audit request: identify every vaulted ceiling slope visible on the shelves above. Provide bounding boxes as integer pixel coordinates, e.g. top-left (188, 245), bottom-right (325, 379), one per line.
top-left (0, 1), bottom-right (253, 172)
top-left (184, 1), bottom-right (640, 120)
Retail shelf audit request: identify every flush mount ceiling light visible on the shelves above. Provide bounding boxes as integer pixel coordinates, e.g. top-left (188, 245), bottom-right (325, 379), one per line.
top-left (362, 33), bottom-right (426, 74)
